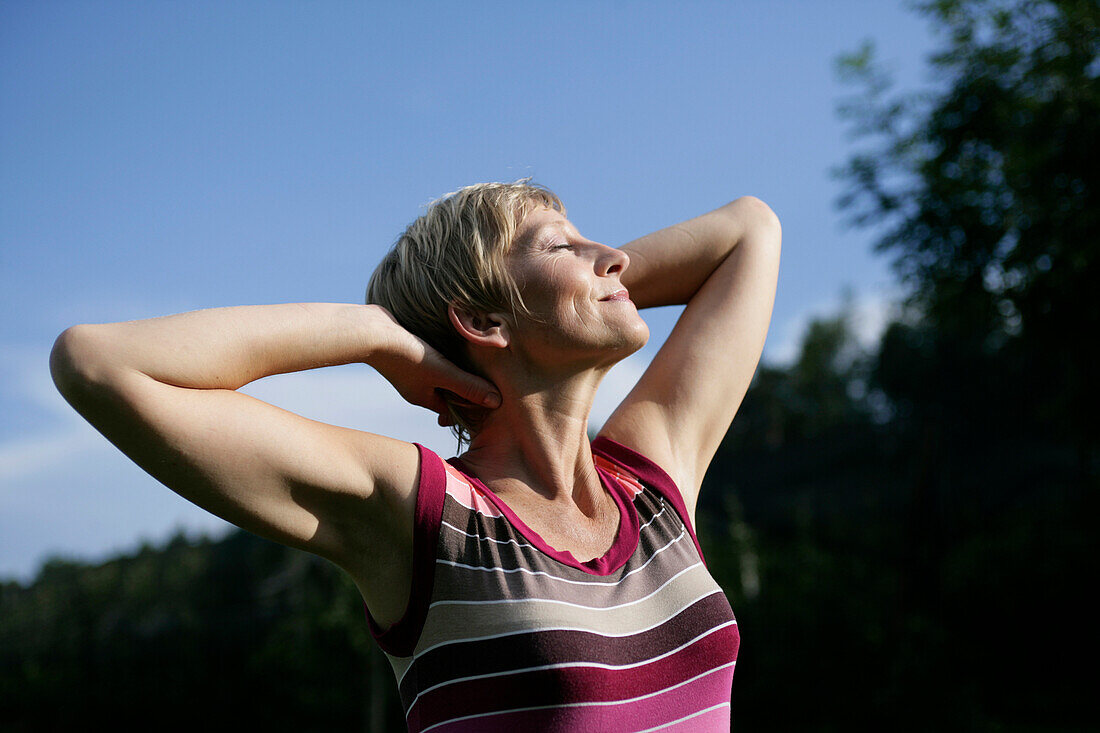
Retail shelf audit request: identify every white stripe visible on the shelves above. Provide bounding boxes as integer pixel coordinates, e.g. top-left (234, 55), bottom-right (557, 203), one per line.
top-left (416, 660), bottom-right (737, 732)
top-left (406, 620), bottom-right (738, 714)
top-left (429, 560), bottom-right (703, 612)
top-left (439, 520), bottom-right (534, 550)
top-left (397, 587), bottom-right (728, 687)
top-left (440, 501), bottom-right (668, 552)
top-left (639, 502), bottom-right (668, 532)
top-left (434, 525), bottom-right (690, 588)
top-left (635, 702), bottom-right (731, 732)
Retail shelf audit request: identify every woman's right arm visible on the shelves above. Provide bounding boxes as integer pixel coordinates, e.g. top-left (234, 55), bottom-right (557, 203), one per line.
top-left (48, 303), bottom-right (498, 605)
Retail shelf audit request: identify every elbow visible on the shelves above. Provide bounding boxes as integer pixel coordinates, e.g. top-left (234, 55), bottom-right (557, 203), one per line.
top-left (734, 196), bottom-right (782, 233)
top-left (50, 326), bottom-right (88, 401)
top-left (49, 325), bottom-right (113, 403)
top-left (720, 197), bottom-right (782, 255)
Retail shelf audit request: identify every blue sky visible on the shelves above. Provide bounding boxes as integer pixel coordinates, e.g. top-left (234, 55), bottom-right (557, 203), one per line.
top-left (1, 1), bottom-right (942, 581)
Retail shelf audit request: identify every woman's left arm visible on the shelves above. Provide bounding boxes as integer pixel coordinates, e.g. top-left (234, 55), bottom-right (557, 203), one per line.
top-left (599, 196), bottom-right (781, 518)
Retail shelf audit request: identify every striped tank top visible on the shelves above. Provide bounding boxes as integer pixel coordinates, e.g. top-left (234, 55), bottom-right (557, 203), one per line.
top-left (367, 436), bottom-right (739, 732)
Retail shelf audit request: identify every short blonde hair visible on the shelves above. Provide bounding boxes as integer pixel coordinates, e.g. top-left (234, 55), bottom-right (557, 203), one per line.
top-left (366, 179), bottom-right (566, 445)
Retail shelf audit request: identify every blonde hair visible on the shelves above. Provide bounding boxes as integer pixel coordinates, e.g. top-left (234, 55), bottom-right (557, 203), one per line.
top-left (366, 179), bottom-right (566, 446)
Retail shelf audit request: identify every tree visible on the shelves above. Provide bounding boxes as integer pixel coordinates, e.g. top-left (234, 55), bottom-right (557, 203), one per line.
top-left (834, 0), bottom-right (1100, 464)
top-left (828, 3), bottom-right (1098, 728)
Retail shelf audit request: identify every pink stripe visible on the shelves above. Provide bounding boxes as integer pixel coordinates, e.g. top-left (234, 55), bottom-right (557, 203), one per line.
top-left (594, 455), bottom-right (644, 496)
top-left (443, 463), bottom-right (503, 518)
top-left (423, 662), bottom-right (735, 733)
top-left (410, 625), bottom-right (738, 730)
top-left (653, 703), bottom-right (730, 732)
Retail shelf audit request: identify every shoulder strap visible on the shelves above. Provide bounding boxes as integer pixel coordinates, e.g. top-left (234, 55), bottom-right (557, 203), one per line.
top-left (591, 436), bottom-right (708, 565)
top-left (367, 442), bottom-right (446, 657)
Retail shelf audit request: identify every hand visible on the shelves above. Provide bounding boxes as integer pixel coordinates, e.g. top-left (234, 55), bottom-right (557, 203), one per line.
top-left (368, 309), bottom-right (501, 422)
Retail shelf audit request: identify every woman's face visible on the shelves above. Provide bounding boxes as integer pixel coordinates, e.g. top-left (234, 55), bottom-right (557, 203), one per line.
top-left (504, 207), bottom-right (649, 368)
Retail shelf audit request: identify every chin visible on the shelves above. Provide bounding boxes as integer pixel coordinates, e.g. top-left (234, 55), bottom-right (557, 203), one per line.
top-left (627, 313), bottom-right (650, 348)
top-left (606, 319), bottom-right (650, 361)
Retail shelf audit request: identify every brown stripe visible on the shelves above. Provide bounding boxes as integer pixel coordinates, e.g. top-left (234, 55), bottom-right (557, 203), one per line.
top-left (408, 636), bottom-right (739, 731)
top-left (410, 563), bottom-right (724, 657)
top-left (399, 593), bottom-right (736, 702)
top-left (435, 494), bottom-right (687, 585)
top-left (431, 531), bottom-right (701, 607)
top-left (438, 489), bottom-right (668, 557)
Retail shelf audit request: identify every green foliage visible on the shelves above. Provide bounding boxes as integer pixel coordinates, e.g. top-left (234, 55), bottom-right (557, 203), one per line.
top-left (834, 0), bottom-right (1100, 449)
top-left (0, 530), bottom-right (404, 731)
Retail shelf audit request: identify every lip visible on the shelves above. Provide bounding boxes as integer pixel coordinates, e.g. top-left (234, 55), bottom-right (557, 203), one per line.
top-left (600, 289), bottom-right (631, 302)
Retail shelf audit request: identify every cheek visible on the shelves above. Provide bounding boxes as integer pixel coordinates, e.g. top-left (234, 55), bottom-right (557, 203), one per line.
top-left (539, 268), bottom-right (587, 313)
top-left (513, 258), bottom-right (593, 323)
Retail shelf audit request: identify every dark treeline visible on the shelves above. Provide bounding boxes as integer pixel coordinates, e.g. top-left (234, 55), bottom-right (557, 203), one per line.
top-left (3, 0), bottom-right (1097, 730)
top-left (0, 530), bottom-right (404, 730)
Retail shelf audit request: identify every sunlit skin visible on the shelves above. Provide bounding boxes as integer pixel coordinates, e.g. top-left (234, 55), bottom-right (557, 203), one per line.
top-left (49, 191), bottom-right (781, 631)
top-left (449, 207), bottom-right (651, 561)
top-left (504, 207), bottom-right (650, 370)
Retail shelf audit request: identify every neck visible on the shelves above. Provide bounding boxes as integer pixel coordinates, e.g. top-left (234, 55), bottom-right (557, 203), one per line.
top-left (460, 363), bottom-right (609, 515)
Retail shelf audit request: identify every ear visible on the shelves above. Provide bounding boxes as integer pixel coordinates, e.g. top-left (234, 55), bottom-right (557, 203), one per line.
top-left (447, 303), bottom-right (511, 349)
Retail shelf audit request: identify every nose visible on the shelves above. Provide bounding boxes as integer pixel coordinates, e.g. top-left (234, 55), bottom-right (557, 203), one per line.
top-left (594, 242), bottom-right (629, 277)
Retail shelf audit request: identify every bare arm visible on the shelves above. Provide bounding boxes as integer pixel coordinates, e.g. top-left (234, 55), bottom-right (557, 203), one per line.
top-left (49, 302), bottom-right (499, 625)
top-left (600, 197), bottom-right (782, 519)
top-left (618, 200), bottom-right (759, 309)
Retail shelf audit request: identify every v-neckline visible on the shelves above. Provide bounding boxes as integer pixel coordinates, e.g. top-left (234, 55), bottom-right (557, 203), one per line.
top-left (445, 455), bottom-right (641, 576)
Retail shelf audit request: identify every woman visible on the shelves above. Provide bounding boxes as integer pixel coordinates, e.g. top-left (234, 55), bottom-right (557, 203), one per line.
top-left (50, 180), bottom-right (781, 731)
